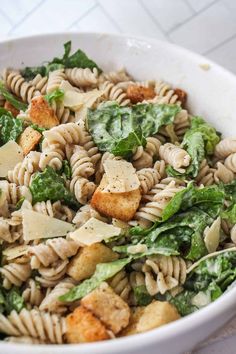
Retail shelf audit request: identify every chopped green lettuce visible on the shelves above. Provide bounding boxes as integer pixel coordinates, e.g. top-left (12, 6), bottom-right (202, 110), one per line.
top-left (169, 250), bottom-right (236, 316)
top-left (44, 88), bottom-right (64, 105)
top-left (30, 166), bottom-right (79, 209)
top-left (87, 102), bottom-right (180, 158)
top-left (0, 108), bottom-right (24, 145)
top-left (59, 160), bottom-right (72, 180)
top-left (0, 286), bottom-right (25, 314)
top-left (133, 285), bottom-right (152, 306)
top-left (0, 82), bottom-right (28, 111)
top-left (60, 258), bottom-right (131, 302)
top-left (21, 41), bottom-right (101, 80)
top-left (221, 204), bottom-right (236, 224)
top-left (167, 116), bottom-right (220, 178)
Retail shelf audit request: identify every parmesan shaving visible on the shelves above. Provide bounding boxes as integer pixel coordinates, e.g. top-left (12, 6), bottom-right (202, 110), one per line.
top-left (103, 160), bottom-right (140, 193)
top-left (69, 217), bottom-right (121, 246)
top-left (0, 141), bottom-right (23, 177)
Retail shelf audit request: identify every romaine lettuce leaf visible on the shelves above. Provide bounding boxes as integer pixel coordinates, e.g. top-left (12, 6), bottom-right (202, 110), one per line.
top-left (221, 204), bottom-right (236, 224)
top-left (60, 258), bottom-right (131, 302)
top-left (0, 82), bottom-right (28, 111)
top-left (44, 88), bottom-right (64, 105)
top-left (0, 108), bottom-right (24, 145)
top-left (30, 166), bottom-right (79, 209)
top-left (21, 41), bottom-right (102, 80)
top-left (59, 160), bottom-right (72, 180)
top-left (168, 290), bottom-right (197, 316)
top-left (133, 285), bottom-right (152, 306)
top-left (167, 116), bottom-right (220, 178)
top-left (87, 102), bottom-right (180, 158)
top-left (0, 286), bottom-right (25, 314)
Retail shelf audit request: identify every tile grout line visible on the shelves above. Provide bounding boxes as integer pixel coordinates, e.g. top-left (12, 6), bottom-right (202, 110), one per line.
top-left (7, 0), bottom-right (46, 35)
top-left (204, 32), bottom-right (236, 55)
top-left (167, 0), bottom-right (220, 35)
top-left (0, 8), bottom-right (14, 26)
top-left (183, 0), bottom-right (197, 14)
top-left (139, 0), bottom-right (167, 35)
top-left (66, 2), bottom-right (99, 30)
top-left (97, 1), bottom-right (122, 32)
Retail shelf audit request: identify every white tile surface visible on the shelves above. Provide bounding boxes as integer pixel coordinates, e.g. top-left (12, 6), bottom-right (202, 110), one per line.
top-left (76, 5), bottom-right (119, 33)
top-left (9, 0), bottom-right (96, 35)
top-left (0, 11), bottom-right (12, 38)
top-left (97, 0), bottom-right (166, 39)
top-left (0, 0), bottom-right (42, 24)
top-left (170, 1), bottom-right (236, 54)
top-left (142, 0), bottom-right (194, 32)
top-left (186, 0), bottom-right (216, 12)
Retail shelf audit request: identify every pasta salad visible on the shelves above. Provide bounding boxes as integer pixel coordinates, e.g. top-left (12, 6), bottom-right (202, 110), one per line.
top-left (0, 41), bottom-right (236, 345)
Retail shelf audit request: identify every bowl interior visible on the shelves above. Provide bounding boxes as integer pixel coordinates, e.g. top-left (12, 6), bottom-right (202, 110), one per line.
top-left (0, 32), bottom-right (236, 354)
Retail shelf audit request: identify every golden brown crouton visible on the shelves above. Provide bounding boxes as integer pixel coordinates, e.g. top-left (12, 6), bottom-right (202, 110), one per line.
top-left (18, 127), bottom-right (42, 155)
top-left (28, 96), bottom-right (59, 128)
top-left (174, 88), bottom-right (187, 106)
top-left (81, 282), bottom-right (130, 334)
top-left (66, 306), bottom-right (110, 343)
top-left (4, 101), bottom-right (20, 117)
top-left (91, 176), bottom-right (141, 222)
top-left (122, 301), bottom-right (180, 336)
top-left (67, 243), bottom-right (118, 281)
top-left (126, 85), bottom-right (155, 104)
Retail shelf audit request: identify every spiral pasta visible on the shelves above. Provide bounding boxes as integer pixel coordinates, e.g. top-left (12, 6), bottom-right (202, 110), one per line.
top-left (0, 180), bottom-right (32, 205)
top-left (134, 180), bottom-right (185, 226)
top-left (5, 336), bottom-right (47, 344)
top-left (70, 145), bottom-right (95, 179)
top-left (99, 68), bottom-right (132, 84)
top-left (30, 74), bottom-right (48, 95)
top-left (39, 278), bottom-right (75, 313)
top-left (214, 162), bottom-right (234, 184)
top-left (46, 69), bottom-right (66, 94)
top-left (4, 70), bottom-right (40, 103)
top-left (0, 262), bottom-right (31, 289)
top-left (43, 123), bottom-right (86, 149)
top-left (108, 270), bottom-right (131, 303)
top-left (148, 81), bottom-right (185, 106)
top-left (29, 238), bottom-right (79, 269)
top-left (214, 138), bottom-right (236, 158)
top-left (50, 100), bottom-right (75, 124)
top-left (22, 279), bottom-right (44, 307)
top-left (224, 153), bottom-right (236, 173)
top-left (137, 167), bottom-right (161, 195)
top-left (132, 147), bottom-right (153, 170)
top-left (132, 255), bottom-right (187, 296)
top-left (38, 260), bottom-right (68, 285)
top-left (159, 143), bottom-right (191, 172)
top-left (70, 176), bottom-right (96, 204)
top-left (196, 159), bottom-right (215, 186)
top-left (0, 309), bottom-right (66, 344)
top-left (99, 80), bottom-right (130, 106)
top-left (65, 67), bottom-right (98, 87)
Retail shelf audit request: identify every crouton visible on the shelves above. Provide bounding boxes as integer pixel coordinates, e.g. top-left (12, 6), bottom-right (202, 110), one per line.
top-left (174, 88), bottom-right (187, 106)
top-left (67, 243), bottom-right (118, 281)
top-left (66, 306), bottom-right (110, 343)
top-left (126, 85), bottom-right (155, 104)
top-left (18, 127), bottom-right (42, 155)
top-left (122, 301), bottom-right (180, 336)
top-left (81, 282), bottom-right (130, 334)
top-left (91, 176), bottom-right (141, 222)
top-left (28, 95), bottom-right (59, 128)
top-left (4, 101), bottom-right (19, 117)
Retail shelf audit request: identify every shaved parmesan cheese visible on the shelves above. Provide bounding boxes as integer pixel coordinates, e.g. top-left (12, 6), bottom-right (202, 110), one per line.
top-left (191, 291), bottom-right (211, 308)
top-left (69, 217), bottom-right (121, 246)
top-left (103, 160), bottom-right (140, 193)
top-left (204, 217), bottom-right (221, 253)
top-left (22, 209), bottom-right (74, 241)
top-left (3, 245), bottom-right (29, 260)
top-left (127, 244), bottom-right (148, 254)
top-left (0, 141), bottom-right (23, 177)
top-left (60, 80), bottom-right (81, 93)
top-left (63, 88), bottom-right (104, 113)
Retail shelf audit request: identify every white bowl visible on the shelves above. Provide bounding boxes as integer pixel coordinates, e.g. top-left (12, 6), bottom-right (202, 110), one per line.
top-left (1, 32), bottom-right (236, 354)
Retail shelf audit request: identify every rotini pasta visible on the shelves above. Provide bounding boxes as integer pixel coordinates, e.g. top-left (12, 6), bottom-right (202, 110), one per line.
top-left (65, 67), bottom-right (98, 87)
